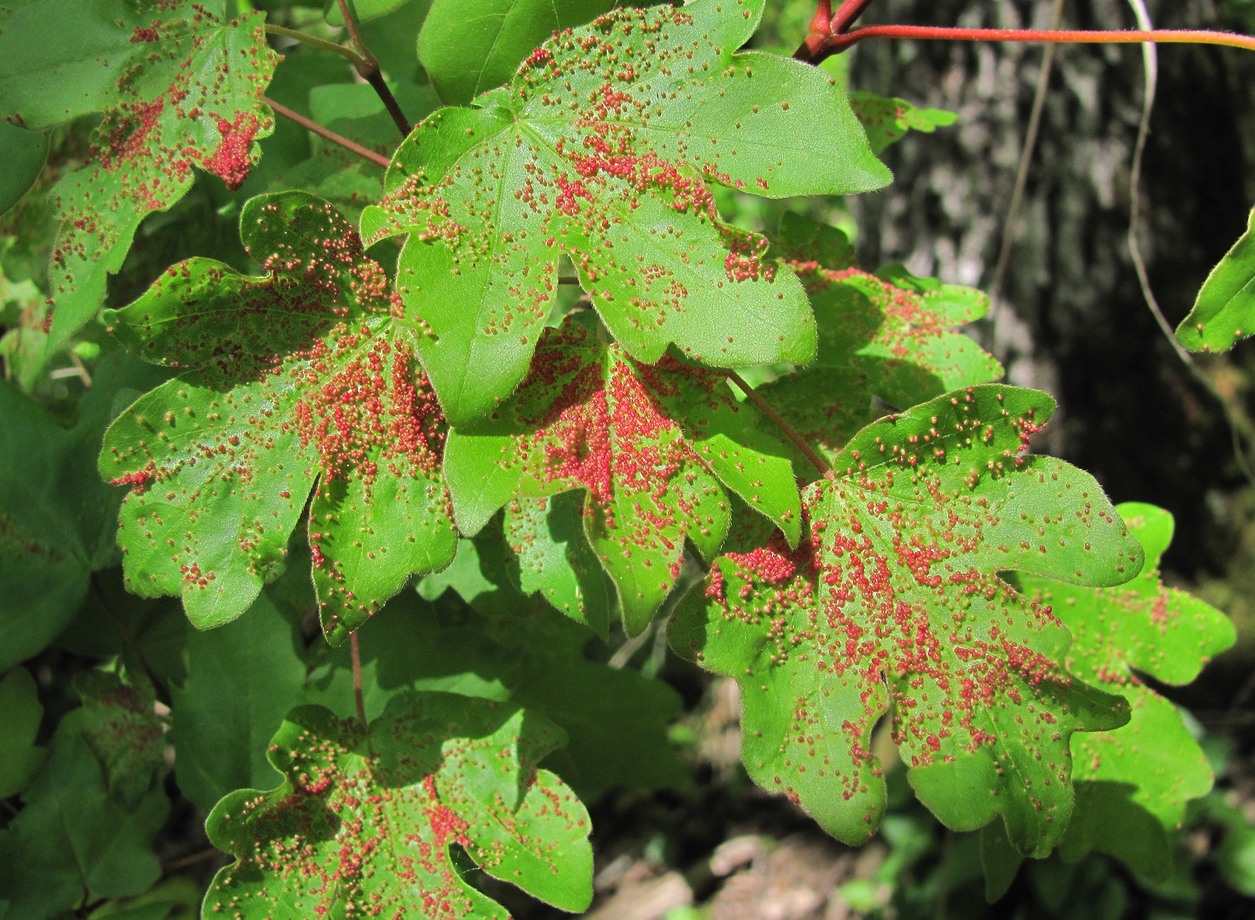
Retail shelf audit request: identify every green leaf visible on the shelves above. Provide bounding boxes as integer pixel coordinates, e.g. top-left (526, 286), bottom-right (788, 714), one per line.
top-left (0, 676), bottom-right (168, 917)
top-left (363, 0), bottom-right (889, 423)
top-left (505, 493), bottom-right (616, 636)
top-left (75, 671), bottom-right (165, 809)
top-left (0, 667), bottom-right (45, 798)
top-left (0, 353), bottom-right (167, 669)
top-left (761, 220), bottom-right (1003, 467)
top-left (204, 693), bottom-right (594, 916)
top-left (444, 316), bottom-right (799, 633)
top-left (311, 551), bottom-right (687, 800)
top-left (1013, 502), bottom-right (1236, 880)
top-left (418, 0), bottom-right (634, 105)
top-left (849, 92), bottom-right (957, 154)
top-left (1176, 204), bottom-right (1255, 351)
top-left (0, 120), bottom-right (46, 214)
top-left (171, 584), bottom-right (308, 810)
top-left (0, 1), bottom-right (279, 349)
top-left (325, 0), bottom-right (410, 25)
top-left (670, 385), bottom-right (1141, 854)
top-left (100, 192), bottom-right (456, 640)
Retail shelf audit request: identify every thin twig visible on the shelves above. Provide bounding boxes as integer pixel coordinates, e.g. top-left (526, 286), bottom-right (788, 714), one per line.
top-left (350, 629), bottom-right (368, 727)
top-left (724, 370), bottom-right (835, 480)
top-left (335, 0), bottom-right (411, 136)
top-left (266, 96), bottom-right (391, 168)
top-left (989, 0), bottom-right (1067, 320)
top-left (265, 23), bottom-right (368, 69)
top-left (817, 26), bottom-right (1255, 61)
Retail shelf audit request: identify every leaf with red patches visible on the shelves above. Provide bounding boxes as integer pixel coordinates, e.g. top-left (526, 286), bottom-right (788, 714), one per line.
top-left (760, 214), bottom-right (1003, 466)
top-left (204, 693), bottom-right (593, 917)
top-left (0, 0), bottom-right (278, 350)
top-left (988, 502), bottom-right (1236, 884)
top-left (443, 315), bottom-right (799, 634)
top-left (670, 385), bottom-right (1143, 855)
top-left (361, 0), bottom-right (889, 424)
top-left (99, 192), bottom-right (456, 641)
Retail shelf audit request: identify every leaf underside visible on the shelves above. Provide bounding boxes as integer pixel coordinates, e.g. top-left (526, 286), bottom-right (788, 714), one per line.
top-left (100, 192), bottom-right (456, 641)
top-left (671, 385), bottom-right (1142, 855)
top-left (363, 0), bottom-right (888, 424)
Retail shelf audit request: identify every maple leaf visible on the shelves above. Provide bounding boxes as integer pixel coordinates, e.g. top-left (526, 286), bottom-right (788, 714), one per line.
top-left (204, 693), bottom-right (593, 917)
top-left (995, 502), bottom-right (1236, 882)
top-left (670, 385), bottom-right (1143, 855)
top-left (760, 214), bottom-right (1003, 465)
top-left (443, 315), bottom-right (799, 634)
top-left (361, 0), bottom-right (889, 424)
top-left (0, 0), bottom-right (277, 350)
top-left (99, 192), bottom-right (456, 641)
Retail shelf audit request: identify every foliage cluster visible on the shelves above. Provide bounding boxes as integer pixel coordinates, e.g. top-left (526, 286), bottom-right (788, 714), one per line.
top-left (0, 0), bottom-right (1253, 917)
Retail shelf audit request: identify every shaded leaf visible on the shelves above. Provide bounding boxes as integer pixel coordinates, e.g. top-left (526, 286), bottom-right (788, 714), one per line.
top-left (670, 385), bottom-right (1141, 854)
top-left (205, 693), bottom-right (593, 916)
top-left (363, 0), bottom-right (888, 423)
top-left (0, 120), bottom-right (47, 214)
top-left (75, 671), bottom-right (165, 809)
top-left (1010, 502), bottom-right (1236, 880)
top-left (850, 91), bottom-right (957, 154)
top-left (444, 316), bottom-right (798, 633)
top-left (0, 667), bottom-right (45, 798)
top-left (0, 353), bottom-right (167, 669)
top-left (0, 674), bottom-right (168, 917)
top-left (761, 216), bottom-right (1002, 467)
top-left (171, 582), bottom-right (309, 809)
top-left (505, 493), bottom-right (616, 637)
top-left (0, 0), bottom-right (278, 349)
top-left (1176, 204), bottom-right (1255, 352)
top-left (100, 192), bottom-right (456, 640)
top-left (418, 0), bottom-right (635, 105)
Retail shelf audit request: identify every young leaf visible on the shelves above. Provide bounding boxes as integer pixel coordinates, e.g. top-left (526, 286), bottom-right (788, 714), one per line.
top-left (419, 0), bottom-right (633, 105)
top-left (100, 192), bottom-right (456, 640)
top-left (204, 693), bottom-right (594, 916)
top-left (670, 385), bottom-right (1142, 855)
top-left (1010, 502), bottom-right (1236, 881)
top-left (362, 0), bottom-right (889, 423)
top-left (443, 316), bottom-right (799, 634)
top-left (1176, 204), bottom-right (1255, 352)
top-left (849, 92), bottom-right (958, 154)
top-left (0, 0), bottom-right (278, 349)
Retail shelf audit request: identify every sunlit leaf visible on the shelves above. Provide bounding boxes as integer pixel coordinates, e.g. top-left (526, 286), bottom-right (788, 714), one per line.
top-left (363, 0), bottom-right (888, 423)
top-left (444, 316), bottom-right (799, 633)
top-left (0, 0), bottom-right (278, 349)
top-left (205, 693), bottom-right (593, 916)
top-left (671, 385), bottom-right (1141, 854)
top-left (100, 192), bottom-right (456, 640)
top-left (1176, 204), bottom-right (1255, 351)
top-left (1005, 502), bottom-right (1236, 881)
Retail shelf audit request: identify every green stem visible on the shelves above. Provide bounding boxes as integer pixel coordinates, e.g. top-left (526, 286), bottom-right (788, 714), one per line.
top-left (724, 370), bottom-right (835, 481)
top-left (265, 23), bottom-right (368, 69)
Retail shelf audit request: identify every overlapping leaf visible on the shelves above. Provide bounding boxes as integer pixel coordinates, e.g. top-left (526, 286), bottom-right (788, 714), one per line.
top-left (1003, 502), bottom-right (1236, 881)
top-left (1176, 204), bottom-right (1255, 351)
top-left (670, 385), bottom-right (1142, 855)
top-left (362, 0), bottom-right (889, 424)
top-left (443, 316), bottom-right (799, 633)
top-left (100, 192), bottom-right (456, 640)
top-left (0, 0), bottom-right (277, 349)
top-left (761, 214), bottom-right (1003, 466)
top-left (849, 92), bottom-right (958, 154)
top-left (205, 693), bottom-right (593, 917)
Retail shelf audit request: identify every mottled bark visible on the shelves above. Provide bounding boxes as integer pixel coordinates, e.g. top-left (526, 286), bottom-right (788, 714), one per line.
top-left (842, 0), bottom-right (1255, 573)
